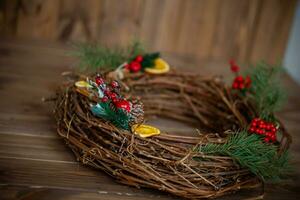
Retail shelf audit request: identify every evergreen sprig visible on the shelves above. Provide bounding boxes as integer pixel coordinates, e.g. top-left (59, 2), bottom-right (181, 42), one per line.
top-left (91, 102), bottom-right (130, 130)
top-left (246, 62), bottom-right (286, 121)
top-left (72, 41), bottom-right (145, 72)
top-left (140, 52), bottom-right (160, 69)
top-left (196, 131), bottom-right (289, 181)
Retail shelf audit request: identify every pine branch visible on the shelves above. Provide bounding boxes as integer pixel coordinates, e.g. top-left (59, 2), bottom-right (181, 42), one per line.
top-left (196, 131), bottom-right (290, 181)
top-left (71, 41), bottom-right (145, 72)
top-left (245, 62), bottom-right (287, 121)
top-left (141, 52), bottom-right (160, 69)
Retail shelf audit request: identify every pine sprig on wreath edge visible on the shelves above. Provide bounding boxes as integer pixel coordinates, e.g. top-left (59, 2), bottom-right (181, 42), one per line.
top-left (245, 61), bottom-right (287, 121)
top-left (196, 130), bottom-right (290, 181)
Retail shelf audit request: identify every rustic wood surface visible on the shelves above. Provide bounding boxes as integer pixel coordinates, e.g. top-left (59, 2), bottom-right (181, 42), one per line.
top-left (0, 38), bottom-right (300, 199)
top-left (0, 0), bottom-right (297, 64)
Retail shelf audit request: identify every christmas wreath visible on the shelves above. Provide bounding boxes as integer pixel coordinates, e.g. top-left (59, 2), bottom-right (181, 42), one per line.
top-left (54, 42), bottom-right (291, 199)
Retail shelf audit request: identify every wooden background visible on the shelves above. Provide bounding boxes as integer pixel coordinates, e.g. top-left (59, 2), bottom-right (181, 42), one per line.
top-left (0, 0), bottom-right (297, 64)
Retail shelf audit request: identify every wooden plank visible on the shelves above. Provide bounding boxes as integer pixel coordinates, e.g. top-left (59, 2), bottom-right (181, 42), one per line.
top-left (0, 185), bottom-right (176, 200)
top-left (249, 0), bottom-right (297, 63)
top-left (1, 0), bottom-right (296, 63)
top-left (0, 158), bottom-right (174, 198)
top-left (15, 0), bottom-right (60, 40)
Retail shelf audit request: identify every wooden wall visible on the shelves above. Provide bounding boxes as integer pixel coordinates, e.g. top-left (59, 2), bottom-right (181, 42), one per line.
top-left (0, 0), bottom-right (297, 64)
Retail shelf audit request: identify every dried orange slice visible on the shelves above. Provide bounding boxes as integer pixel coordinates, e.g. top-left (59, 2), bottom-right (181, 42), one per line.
top-left (145, 58), bottom-right (170, 74)
top-left (75, 81), bottom-right (92, 88)
top-left (131, 124), bottom-right (161, 138)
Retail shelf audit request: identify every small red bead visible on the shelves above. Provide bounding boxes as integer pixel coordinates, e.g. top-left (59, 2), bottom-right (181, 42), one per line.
top-left (251, 122), bottom-right (257, 127)
top-left (95, 76), bottom-right (104, 86)
top-left (249, 127), bottom-right (256, 132)
top-left (232, 82), bottom-right (239, 89)
top-left (260, 124), bottom-right (266, 129)
top-left (235, 76), bottom-right (244, 83)
top-left (270, 135), bottom-right (276, 141)
top-left (111, 80), bottom-right (119, 88)
top-left (135, 55), bottom-right (144, 63)
top-left (253, 118), bottom-right (260, 123)
top-left (231, 65), bottom-right (240, 73)
top-left (104, 89), bottom-right (111, 96)
top-left (245, 76), bottom-right (251, 88)
top-left (238, 82), bottom-right (245, 89)
top-left (271, 127), bottom-right (277, 133)
top-left (265, 132), bottom-right (272, 137)
top-left (112, 98), bottom-right (118, 103)
top-left (109, 92), bottom-right (117, 100)
top-left (101, 97), bottom-right (108, 102)
top-left (264, 137), bottom-right (270, 143)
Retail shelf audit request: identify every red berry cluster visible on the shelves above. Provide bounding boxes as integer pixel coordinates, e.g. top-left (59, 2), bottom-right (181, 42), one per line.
top-left (125, 55), bottom-right (144, 73)
top-left (229, 59), bottom-right (251, 90)
top-left (95, 76), bottom-right (131, 112)
top-left (232, 75), bottom-right (251, 90)
top-left (229, 59), bottom-right (240, 73)
top-left (249, 118), bottom-right (278, 143)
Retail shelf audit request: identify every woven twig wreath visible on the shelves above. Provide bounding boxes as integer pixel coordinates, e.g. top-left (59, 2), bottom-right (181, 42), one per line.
top-left (54, 71), bottom-right (291, 199)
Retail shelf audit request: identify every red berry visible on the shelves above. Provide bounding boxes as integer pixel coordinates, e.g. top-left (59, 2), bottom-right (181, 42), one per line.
top-left (115, 100), bottom-right (131, 112)
top-left (112, 98), bottom-right (118, 103)
top-left (259, 120), bottom-right (265, 126)
top-left (258, 129), bottom-right (264, 135)
top-left (249, 127), bottom-right (256, 132)
top-left (232, 82), bottom-right (239, 89)
top-left (270, 134), bottom-right (276, 141)
top-left (260, 123), bottom-right (266, 129)
top-left (95, 76), bottom-right (104, 86)
top-left (264, 137), bottom-right (270, 143)
top-left (251, 122), bottom-right (257, 127)
top-left (238, 82), bottom-right (245, 89)
top-left (135, 55), bottom-right (144, 62)
top-left (231, 65), bottom-right (240, 73)
top-left (245, 76), bottom-right (251, 88)
top-left (129, 61), bottom-right (142, 72)
top-left (236, 76), bottom-right (244, 83)
top-left (109, 92), bottom-right (117, 100)
top-left (271, 127), bottom-right (277, 133)
top-left (101, 97), bottom-right (108, 102)
top-left (124, 63), bottom-right (130, 70)
top-left (111, 80), bottom-right (119, 88)
top-left (104, 89), bottom-right (111, 96)
top-left (253, 118), bottom-right (260, 123)
top-left (265, 132), bottom-right (272, 137)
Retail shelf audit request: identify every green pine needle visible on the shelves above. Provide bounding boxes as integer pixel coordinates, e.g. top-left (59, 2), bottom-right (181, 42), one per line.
top-left (71, 40), bottom-right (145, 72)
top-left (246, 61), bottom-right (287, 121)
top-left (196, 131), bottom-right (290, 181)
top-left (91, 102), bottom-right (130, 130)
top-left (141, 52), bottom-right (160, 69)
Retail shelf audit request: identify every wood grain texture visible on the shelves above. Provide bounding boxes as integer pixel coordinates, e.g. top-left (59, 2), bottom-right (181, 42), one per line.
top-left (0, 0), bottom-right (297, 64)
top-left (0, 38), bottom-right (300, 199)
